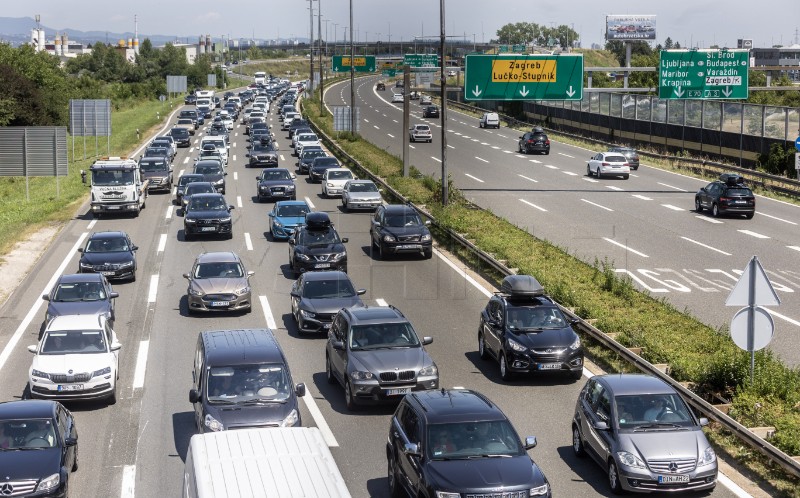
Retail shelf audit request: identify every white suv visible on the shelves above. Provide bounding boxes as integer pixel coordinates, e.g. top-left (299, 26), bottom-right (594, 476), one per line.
top-left (28, 314), bottom-right (122, 404)
top-left (321, 168), bottom-right (355, 197)
top-left (294, 133), bottom-right (321, 156)
top-left (479, 112), bottom-right (500, 129)
top-left (409, 124), bottom-right (432, 143)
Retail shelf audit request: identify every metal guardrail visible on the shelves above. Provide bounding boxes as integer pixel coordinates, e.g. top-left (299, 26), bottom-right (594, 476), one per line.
top-left (303, 96), bottom-right (800, 480)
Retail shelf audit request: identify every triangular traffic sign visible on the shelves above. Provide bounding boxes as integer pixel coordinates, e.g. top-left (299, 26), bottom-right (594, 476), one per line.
top-left (725, 256), bottom-right (781, 306)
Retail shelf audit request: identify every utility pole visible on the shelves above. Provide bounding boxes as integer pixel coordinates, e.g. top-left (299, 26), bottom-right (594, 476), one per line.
top-left (309, 0), bottom-right (314, 92)
top-left (439, 0), bottom-right (448, 205)
top-left (318, 0), bottom-right (323, 101)
top-left (349, 0), bottom-right (356, 135)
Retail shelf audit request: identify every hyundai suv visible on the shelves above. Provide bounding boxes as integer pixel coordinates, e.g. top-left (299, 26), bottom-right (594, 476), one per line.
top-left (387, 388), bottom-right (551, 497)
top-left (370, 204), bottom-right (433, 259)
top-left (325, 305), bottom-right (438, 410)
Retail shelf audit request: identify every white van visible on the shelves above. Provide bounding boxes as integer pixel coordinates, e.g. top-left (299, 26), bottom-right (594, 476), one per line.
top-left (479, 112), bottom-right (500, 129)
top-left (200, 136), bottom-right (229, 165)
top-left (183, 427), bottom-right (350, 498)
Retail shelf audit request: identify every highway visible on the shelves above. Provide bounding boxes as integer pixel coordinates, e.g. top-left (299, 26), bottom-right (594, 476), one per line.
top-left (325, 75), bottom-right (800, 368)
top-left (0, 86), bottom-right (743, 498)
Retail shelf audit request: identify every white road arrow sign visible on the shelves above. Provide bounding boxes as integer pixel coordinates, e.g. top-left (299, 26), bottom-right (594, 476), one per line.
top-left (722, 86), bottom-right (732, 97)
top-left (566, 86), bottom-right (575, 97)
top-left (519, 86), bottom-right (529, 97)
top-left (674, 86), bottom-right (685, 98)
top-left (472, 85), bottom-right (482, 97)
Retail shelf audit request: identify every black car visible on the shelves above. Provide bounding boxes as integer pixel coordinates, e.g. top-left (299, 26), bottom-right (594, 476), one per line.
top-left (518, 128), bottom-right (550, 155)
top-left (256, 168), bottom-right (296, 202)
top-left (479, 275), bottom-right (584, 381)
top-left (248, 142), bottom-right (279, 168)
top-left (78, 231), bottom-right (138, 282)
top-left (178, 110), bottom-right (199, 128)
top-left (695, 173), bottom-right (755, 218)
top-left (183, 193), bottom-right (235, 240)
top-left (169, 127), bottom-right (191, 147)
top-left (250, 128), bottom-right (273, 147)
top-left (193, 160), bottom-right (226, 194)
top-left (309, 156), bottom-right (341, 182)
top-left (142, 146), bottom-right (171, 163)
top-left (288, 119), bottom-right (310, 138)
top-left (291, 271), bottom-right (365, 333)
top-left (608, 146), bottom-right (640, 170)
top-left (422, 105), bottom-right (440, 119)
top-left (387, 389), bottom-right (550, 498)
top-left (43, 273), bottom-right (118, 325)
top-left (180, 182), bottom-right (216, 212)
top-left (175, 173), bottom-right (205, 205)
top-left (298, 149), bottom-right (327, 174)
top-left (249, 121), bottom-right (271, 137)
top-left (370, 204), bottom-right (433, 260)
top-left (139, 157), bottom-right (173, 192)
top-left (184, 93), bottom-right (197, 105)
top-left (376, 82), bottom-right (386, 91)
top-left (0, 400), bottom-right (79, 498)
top-left (208, 122), bottom-right (228, 137)
top-left (288, 212), bottom-right (348, 275)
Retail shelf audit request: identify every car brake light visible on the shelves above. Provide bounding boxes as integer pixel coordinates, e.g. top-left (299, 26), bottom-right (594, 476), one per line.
top-left (720, 197), bottom-right (731, 203)
top-left (545, 139), bottom-right (550, 145)
top-left (602, 162), bottom-right (610, 166)
top-left (527, 139), bottom-right (534, 144)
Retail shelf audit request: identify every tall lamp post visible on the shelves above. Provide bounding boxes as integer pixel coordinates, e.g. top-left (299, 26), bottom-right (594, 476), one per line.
top-left (308, 0), bottom-right (315, 92)
top-left (439, 0), bottom-right (448, 205)
top-left (318, 0), bottom-right (323, 100)
top-left (349, 0), bottom-right (355, 135)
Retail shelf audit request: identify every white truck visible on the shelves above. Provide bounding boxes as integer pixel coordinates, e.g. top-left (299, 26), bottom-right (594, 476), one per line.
top-left (195, 90), bottom-right (215, 118)
top-left (183, 427), bottom-right (351, 498)
top-left (85, 157), bottom-right (148, 217)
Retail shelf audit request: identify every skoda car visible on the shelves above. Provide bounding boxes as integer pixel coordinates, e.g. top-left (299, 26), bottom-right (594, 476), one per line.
top-left (370, 204), bottom-right (433, 260)
top-left (43, 273), bottom-right (118, 326)
top-left (268, 200), bottom-right (311, 241)
top-left (291, 271), bottom-right (366, 334)
top-left (183, 193), bottom-right (235, 240)
top-left (288, 212), bottom-right (348, 275)
top-left (695, 173), bottom-right (755, 219)
top-left (478, 275), bottom-right (584, 381)
top-left (256, 168), bottom-right (296, 202)
top-left (572, 374), bottom-right (718, 494)
top-left (183, 252), bottom-right (253, 314)
top-left (78, 231), bottom-right (138, 282)
top-left (341, 180), bottom-right (382, 212)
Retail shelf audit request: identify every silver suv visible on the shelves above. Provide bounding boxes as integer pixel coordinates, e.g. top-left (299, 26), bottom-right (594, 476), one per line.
top-left (572, 374), bottom-right (717, 494)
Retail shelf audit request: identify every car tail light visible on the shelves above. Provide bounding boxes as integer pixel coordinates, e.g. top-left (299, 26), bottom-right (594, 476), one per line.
top-left (602, 162), bottom-right (610, 166)
top-left (527, 139), bottom-right (534, 144)
top-left (545, 139), bottom-right (550, 145)
top-left (720, 197), bottom-right (731, 203)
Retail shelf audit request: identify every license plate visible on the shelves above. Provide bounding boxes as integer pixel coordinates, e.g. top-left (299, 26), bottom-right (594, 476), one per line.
top-left (322, 323), bottom-right (331, 329)
top-left (201, 227), bottom-right (217, 232)
top-left (58, 384), bottom-right (83, 392)
top-left (397, 244), bottom-right (421, 250)
top-left (101, 271), bottom-right (115, 276)
top-left (538, 363), bottom-right (561, 370)
top-left (210, 301), bottom-right (230, 306)
top-left (386, 388), bottom-right (410, 396)
top-left (734, 200), bottom-right (746, 204)
top-left (106, 206), bottom-right (121, 210)
top-left (658, 475), bottom-right (689, 484)
top-left (314, 263), bottom-right (331, 268)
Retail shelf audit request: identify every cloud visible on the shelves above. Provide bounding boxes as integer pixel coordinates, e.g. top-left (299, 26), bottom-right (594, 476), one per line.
top-left (194, 12), bottom-right (221, 23)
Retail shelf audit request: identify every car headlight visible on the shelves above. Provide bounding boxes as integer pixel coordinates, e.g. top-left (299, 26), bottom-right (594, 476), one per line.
top-left (36, 473), bottom-right (60, 492)
top-left (326, 183), bottom-right (335, 187)
top-left (330, 251), bottom-right (346, 262)
top-left (280, 409), bottom-right (300, 427)
top-left (698, 446), bottom-right (716, 466)
top-left (119, 261), bottom-right (134, 268)
top-left (529, 483), bottom-right (550, 496)
top-left (382, 234), bottom-right (396, 242)
top-left (299, 310), bottom-right (317, 319)
top-left (570, 336), bottom-right (581, 350)
top-left (617, 451), bottom-right (647, 469)
top-left (418, 364), bottom-right (438, 377)
top-left (189, 286), bottom-right (203, 296)
top-left (286, 185), bottom-right (295, 190)
top-left (80, 262), bottom-right (93, 269)
top-left (421, 233), bottom-right (432, 242)
top-left (93, 366), bottom-right (112, 377)
top-left (350, 370), bottom-right (374, 380)
top-left (233, 286), bottom-right (250, 296)
top-left (204, 414), bottom-right (224, 432)
top-left (185, 218), bottom-right (197, 224)
top-left (215, 179), bottom-right (224, 185)
top-left (273, 220), bottom-right (284, 228)
top-left (219, 217), bottom-right (232, 223)
top-left (31, 369), bottom-right (50, 380)
top-left (507, 337), bottom-right (527, 352)
top-left (297, 253), bottom-right (310, 261)
top-left (435, 493), bottom-right (460, 498)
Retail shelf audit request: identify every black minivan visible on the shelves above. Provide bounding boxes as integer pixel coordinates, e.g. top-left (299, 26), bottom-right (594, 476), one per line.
top-left (189, 329), bottom-right (305, 432)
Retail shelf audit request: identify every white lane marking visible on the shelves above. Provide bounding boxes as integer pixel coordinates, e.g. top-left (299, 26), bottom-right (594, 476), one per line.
top-left (373, 125), bottom-right (380, 130)
top-left (472, 139), bottom-right (479, 142)
top-left (497, 134), bottom-right (508, 139)
top-left (632, 194), bottom-right (652, 201)
top-left (491, 146), bottom-right (500, 150)
top-left (132, 340), bottom-right (150, 389)
top-left (454, 132), bottom-right (462, 136)
top-left (518, 174), bottom-right (537, 183)
top-left (165, 205), bottom-right (174, 219)
top-left (147, 275), bottom-right (159, 303)
top-left (258, 295), bottom-right (277, 330)
top-left (661, 204), bottom-right (684, 211)
top-left (387, 133), bottom-right (395, 138)
top-left (392, 119), bottom-right (398, 123)
top-left (245, 233), bottom-right (253, 251)
top-left (581, 199), bottom-right (613, 211)
top-left (562, 171), bottom-right (578, 176)
top-left (757, 212), bottom-right (797, 225)
top-left (766, 308), bottom-right (800, 327)
top-left (179, 169), bottom-right (185, 176)
top-left (695, 215), bottom-right (724, 224)
top-left (529, 159), bottom-right (541, 164)
top-left (447, 145), bottom-right (455, 149)
top-left (409, 145), bottom-right (416, 149)
top-left (302, 391), bottom-right (339, 447)
top-left (462, 136), bottom-right (471, 139)
top-left (305, 197), bottom-right (316, 209)
top-left (375, 298), bottom-right (388, 306)
top-left (603, 237), bottom-right (649, 258)
top-left (431, 157), bottom-right (442, 163)
top-left (503, 150), bottom-right (512, 154)
top-left (788, 246), bottom-right (800, 252)
top-left (233, 172), bottom-right (238, 181)
top-left (280, 154), bottom-right (285, 161)
top-left (232, 155), bottom-right (237, 162)
top-left (606, 186), bottom-right (624, 191)
top-left (738, 230), bottom-right (770, 239)
top-left (658, 182), bottom-right (687, 192)
top-left (519, 199), bottom-right (547, 212)
top-left (515, 154), bottom-right (526, 159)
top-left (481, 142), bottom-right (490, 146)
top-left (364, 119), bottom-right (369, 123)
top-left (157, 234), bottom-right (167, 253)
top-left (183, 157), bottom-right (189, 164)
top-left (544, 165), bottom-right (559, 170)
top-left (583, 177), bottom-right (599, 183)
top-left (475, 157), bottom-right (489, 163)
top-left (465, 173), bottom-right (484, 183)
top-left (87, 219), bottom-right (97, 229)
top-left (120, 464), bottom-right (136, 498)
top-left (237, 196), bottom-right (243, 208)
top-left (680, 237), bottom-right (732, 256)
top-left (717, 472), bottom-right (755, 498)
top-left (434, 249), bottom-right (492, 298)
top-left (558, 152), bottom-right (575, 158)
top-left (0, 233), bottom-right (88, 373)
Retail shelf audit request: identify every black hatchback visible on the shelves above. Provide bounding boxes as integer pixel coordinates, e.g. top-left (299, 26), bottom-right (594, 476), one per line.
top-left (422, 105), bottom-right (440, 118)
top-left (78, 231), bottom-right (138, 282)
top-left (695, 173), bottom-right (755, 218)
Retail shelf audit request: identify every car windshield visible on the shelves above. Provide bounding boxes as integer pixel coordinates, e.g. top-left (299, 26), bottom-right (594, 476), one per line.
top-left (313, 158), bottom-right (339, 168)
top-left (298, 229), bottom-right (340, 246)
top-left (185, 184), bottom-right (215, 196)
top-left (276, 204), bottom-right (309, 217)
top-left (85, 237), bottom-right (129, 253)
top-left (349, 183), bottom-right (378, 193)
top-left (139, 161), bottom-right (167, 172)
top-left (303, 151), bottom-right (325, 159)
top-left (505, 305), bottom-right (567, 330)
top-left (53, 282), bottom-right (106, 302)
top-left (327, 170), bottom-right (353, 180)
top-left (187, 197), bottom-right (227, 211)
top-left (426, 421), bottom-right (524, 460)
top-left (194, 262), bottom-right (244, 279)
top-left (349, 323), bottom-right (420, 350)
top-left (384, 213), bottom-right (423, 228)
top-left (41, 330), bottom-right (107, 354)
top-left (179, 176), bottom-right (202, 187)
top-left (260, 170), bottom-right (290, 181)
top-left (92, 170), bottom-right (135, 186)
top-left (303, 278), bottom-right (356, 299)
top-left (206, 364), bottom-right (292, 403)
top-left (0, 419), bottom-right (57, 450)
top-left (616, 394), bottom-right (695, 430)
top-left (194, 164), bottom-right (222, 175)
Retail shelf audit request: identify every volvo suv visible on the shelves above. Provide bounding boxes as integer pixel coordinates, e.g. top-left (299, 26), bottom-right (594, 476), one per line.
top-left (370, 204), bottom-right (432, 260)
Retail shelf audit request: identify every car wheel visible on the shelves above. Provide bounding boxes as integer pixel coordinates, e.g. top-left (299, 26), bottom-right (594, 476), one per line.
top-left (572, 424), bottom-right (586, 457)
top-left (478, 332), bottom-right (489, 360)
top-left (130, 272), bottom-right (136, 283)
top-left (72, 445), bottom-right (79, 471)
top-left (544, 150), bottom-right (550, 155)
top-left (345, 381), bottom-right (358, 411)
top-left (745, 212), bottom-right (754, 219)
top-left (570, 369), bottom-right (583, 380)
top-left (596, 167), bottom-right (603, 179)
top-left (499, 353), bottom-right (514, 381)
top-left (377, 242), bottom-right (386, 260)
top-left (387, 453), bottom-right (402, 498)
top-left (108, 383), bottom-right (117, 405)
top-left (608, 460), bottom-right (624, 494)
top-left (623, 174), bottom-right (629, 180)
top-left (423, 248), bottom-right (432, 259)
top-left (326, 355), bottom-right (336, 384)
top-left (184, 231), bottom-right (192, 241)
top-left (587, 164), bottom-right (592, 176)
top-left (633, 165), bottom-right (639, 171)
top-left (695, 197), bottom-right (703, 212)
top-left (712, 203), bottom-right (720, 218)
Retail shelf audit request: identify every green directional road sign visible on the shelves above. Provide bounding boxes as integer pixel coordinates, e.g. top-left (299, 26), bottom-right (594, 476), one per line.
top-left (659, 49), bottom-right (749, 99)
top-left (382, 69), bottom-right (397, 77)
top-left (512, 44), bottom-right (526, 53)
top-left (403, 54), bottom-right (440, 68)
top-left (331, 55), bottom-right (376, 73)
top-left (498, 45), bottom-right (509, 53)
top-left (464, 54), bottom-right (584, 101)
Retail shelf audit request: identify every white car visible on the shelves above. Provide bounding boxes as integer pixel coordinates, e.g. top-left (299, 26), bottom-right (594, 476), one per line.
top-left (294, 133), bottom-right (321, 157)
top-left (28, 314), bottom-right (122, 404)
top-left (282, 113), bottom-right (300, 130)
top-left (587, 151), bottom-right (631, 179)
top-left (479, 112), bottom-right (500, 129)
top-left (409, 124), bottom-right (432, 143)
top-left (217, 110), bottom-right (234, 130)
top-left (420, 95), bottom-right (433, 105)
top-left (391, 93), bottom-right (404, 103)
top-left (321, 168), bottom-right (355, 197)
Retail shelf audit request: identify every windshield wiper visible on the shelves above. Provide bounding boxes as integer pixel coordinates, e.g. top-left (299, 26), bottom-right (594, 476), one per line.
top-left (466, 454), bottom-right (512, 458)
top-left (634, 423), bottom-right (683, 430)
top-left (238, 398), bottom-right (287, 405)
top-left (208, 399), bottom-right (237, 405)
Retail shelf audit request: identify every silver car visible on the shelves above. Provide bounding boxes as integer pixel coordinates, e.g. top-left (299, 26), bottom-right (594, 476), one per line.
top-left (341, 180), bottom-right (382, 211)
top-left (183, 252), bottom-right (254, 314)
top-left (572, 374), bottom-right (717, 494)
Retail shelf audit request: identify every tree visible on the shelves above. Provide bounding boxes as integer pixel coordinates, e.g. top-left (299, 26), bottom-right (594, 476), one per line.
top-left (664, 37), bottom-right (674, 49)
top-left (604, 40), bottom-right (653, 66)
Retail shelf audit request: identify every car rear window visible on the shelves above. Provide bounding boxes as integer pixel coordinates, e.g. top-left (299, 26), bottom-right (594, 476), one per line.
top-left (725, 188), bottom-right (752, 196)
top-left (605, 155), bottom-right (627, 162)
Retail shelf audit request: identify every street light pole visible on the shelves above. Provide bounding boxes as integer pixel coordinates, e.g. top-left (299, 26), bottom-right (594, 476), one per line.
top-left (439, 0), bottom-right (448, 206)
top-left (318, 0), bottom-right (323, 101)
top-left (308, 0), bottom-right (314, 92)
top-left (349, 0), bottom-right (355, 135)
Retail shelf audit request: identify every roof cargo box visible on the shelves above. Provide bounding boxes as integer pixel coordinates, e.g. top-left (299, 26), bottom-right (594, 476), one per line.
top-left (305, 211), bottom-right (331, 230)
top-left (719, 173), bottom-right (744, 186)
top-left (500, 275), bottom-right (544, 297)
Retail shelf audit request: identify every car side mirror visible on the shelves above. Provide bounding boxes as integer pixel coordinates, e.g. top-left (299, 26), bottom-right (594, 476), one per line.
top-left (228, 205), bottom-right (235, 210)
top-left (332, 340), bottom-right (344, 351)
top-left (131, 245), bottom-right (139, 251)
top-left (183, 273), bottom-right (191, 280)
top-left (424, 220), bottom-right (431, 226)
top-left (42, 294), bottom-right (50, 301)
top-left (524, 436), bottom-right (538, 450)
top-left (341, 238), bottom-right (349, 243)
top-left (699, 417), bottom-right (709, 427)
top-left (189, 389), bottom-right (200, 404)
top-left (288, 239), bottom-right (295, 245)
top-left (246, 153), bottom-right (250, 157)
top-left (290, 291), bottom-right (300, 298)
top-left (291, 173), bottom-right (297, 179)
top-left (110, 341), bottom-right (122, 351)
top-left (403, 442), bottom-right (421, 457)
top-left (373, 221), bottom-right (381, 227)
top-left (357, 289), bottom-right (367, 296)
top-left (421, 336), bottom-right (433, 345)
top-left (64, 437), bottom-right (77, 447)
top-left (593, 420), bottom-right (609, 431)
top-left (224, 172), bottom-right (228, 175)
top-left (110, 292), bottom-right (120, 299)
top-left (295, 383), bottom-right (306, 397)
top-left (77, 248), bottom-right (84, 253)
top-left (27, 345), bottom-right (38, 353)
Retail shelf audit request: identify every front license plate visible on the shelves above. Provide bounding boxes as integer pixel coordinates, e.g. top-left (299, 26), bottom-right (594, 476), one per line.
top-left (314, 263), bottom-right (331, 268)
top-left (397, 244), bottom-right (421, 250)
top-left (101, 271), bottom-right (115, 276)
top-left (322, 323), bottom-right (331, 329)
top-left (58, 384), bottom-right (83, 392)
top-left (386, 388), bottom-right (410, 396)
top-left (106, 206), bottom-right (121, 210)
top-left (201, 227), bottom-right (217, 232)
top-left (210, 301), bottom-right (230, 307)
top-left (658, 475), bottom-right (689, 484)
top-left (538, 363), bottom-right (561, 370)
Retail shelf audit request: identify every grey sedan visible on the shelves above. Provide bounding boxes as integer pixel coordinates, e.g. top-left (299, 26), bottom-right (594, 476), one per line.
top-left (183, 252), bottom-right (253, 314)
top-left (290, 271), bottom-right (365, 333)
top-left (341, 180), bottom-right (382, 212)
top-left (43, 273), bottom-right (118, 325)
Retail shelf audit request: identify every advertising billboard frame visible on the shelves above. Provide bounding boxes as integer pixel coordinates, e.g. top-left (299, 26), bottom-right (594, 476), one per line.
top-left (606, 15), bottom-right (657, 41)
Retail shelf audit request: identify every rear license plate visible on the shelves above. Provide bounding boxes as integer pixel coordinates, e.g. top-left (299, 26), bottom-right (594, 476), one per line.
top-left (386, 388), bottom-right (410, 396)
top-left (538, 363), bottom-right (561, 370)
top-left (101, 271), bottom-right (115, 276)
top-left (658, 475), bottom-right (689, 484)
top-left (210, 301), bottom-right (230, 306)
top-left (201, 227), bottom-right (217, 232)
top-left (314, 263), bottom-right (331, 268)
top-left (58, 384), bottom-right (83, 392)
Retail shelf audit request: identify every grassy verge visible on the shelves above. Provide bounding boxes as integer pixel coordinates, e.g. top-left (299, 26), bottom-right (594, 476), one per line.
top-left (302, 94), bottom-right (800, 496)
top-left (237, 58), bottom-right (313, 80)
top-left (0, 96), bottom-right (181, 259)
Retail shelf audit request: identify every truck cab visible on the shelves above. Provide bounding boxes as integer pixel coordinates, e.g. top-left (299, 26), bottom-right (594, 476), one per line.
top-left (87, 158), bottom-right (148, 217)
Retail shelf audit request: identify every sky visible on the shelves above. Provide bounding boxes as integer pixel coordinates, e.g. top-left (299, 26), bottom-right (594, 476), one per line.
top-left (6, 0), bottom-right (800, 50)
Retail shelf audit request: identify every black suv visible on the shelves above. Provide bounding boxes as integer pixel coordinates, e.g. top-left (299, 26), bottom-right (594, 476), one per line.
top-left (169, 127), bottom-right (191, 147)
top-left (288, 212), bottom-right (348, 275)
top-left (370, 204), bottom-right (433, 260)
top-left (386, 389), bottom-right (551, 497)
top-left (183, 193), bottom-right (235, 240)
top-left (695, 173), bottom-right (755, 218)
top-left (518, 127), bottom-right (550, 155)
top-left (248, 143), bottom-right (279, 169)
top-left (78, 231), bottom-right (138, 281)
top-left (608, 146), bottom-right (640, 170)
top-left (478, 275), bottom-right (584, 381)
top-left (326, 305), bottom-right (438, 410)
top-left (422, 105), bottom-right (440, 119)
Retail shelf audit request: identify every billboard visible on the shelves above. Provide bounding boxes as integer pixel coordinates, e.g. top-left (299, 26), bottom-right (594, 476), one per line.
top-left (606, 15), bottom-right (656, 41)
